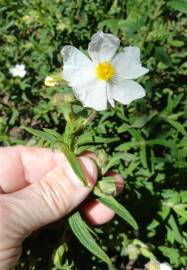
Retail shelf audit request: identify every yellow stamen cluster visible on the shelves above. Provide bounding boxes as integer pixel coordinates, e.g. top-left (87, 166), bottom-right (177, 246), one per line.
top-left (96, 62), bottom-right (115, 81)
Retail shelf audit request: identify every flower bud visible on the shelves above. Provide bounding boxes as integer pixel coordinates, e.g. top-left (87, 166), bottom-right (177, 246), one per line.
top-left (44, 72), bottom-right (67, 87)
top-left (145, 260), bottom-right (160, 270)
top-left (45, 76), bottom-right (58, 87)
top-left (63, 93), bottom-right (75, 103)
top-left (97, 179), bottom-right (116, 196)
top-left (51, 93), bottom-right (75, 106)
top-left (96, 149), bottom-right (108, 172)
top-left (127, 244), bottom-right (140, 261)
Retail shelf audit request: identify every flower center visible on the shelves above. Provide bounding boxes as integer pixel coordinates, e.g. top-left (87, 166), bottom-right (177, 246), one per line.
top-left (95, 62), bottom-right (115, 81)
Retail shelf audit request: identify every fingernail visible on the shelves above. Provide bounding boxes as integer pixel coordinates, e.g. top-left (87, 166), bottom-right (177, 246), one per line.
top-left (65, 157), bottom-right (97, 188)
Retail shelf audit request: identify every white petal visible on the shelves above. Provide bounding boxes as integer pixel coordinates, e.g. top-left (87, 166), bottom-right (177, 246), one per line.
top-left (18, 64), bottom-right (25, 69)
top-left (112, 46), bottom-right (149, 79)
top-left (61, 46), bottom-right (95, 89)
top-left (160, 263), bottom-right (173, 270)
top-left (9, 67), bottom-right (14, 75)
top-left (107, 84), bottom-right (115, 107)
top-left (74, 80), bottom-right (107, 111)
top-left (110, 79), bottom-right (145, 105)
top-left (88, 31), bottom-right (120, 63)
top-left (20, 70), bottom-right (26, 78)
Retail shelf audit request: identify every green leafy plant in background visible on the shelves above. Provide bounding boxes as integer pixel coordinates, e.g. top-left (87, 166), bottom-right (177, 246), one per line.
top-left (0, 0), bottom-right (187, 269)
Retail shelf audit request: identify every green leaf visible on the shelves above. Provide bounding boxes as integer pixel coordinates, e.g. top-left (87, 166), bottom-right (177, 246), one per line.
top-left (172, 94), bottom-right (184, 109)
top-left (116, 141), bottom-right (141, 151)
top-left (75, 145), bottom-right (93, 155)
top-left (23, 128), bottom-right (87, 186)
top-left (167, 119), bottom-right (186, 134)
top-left (140, 247), bottom-right (155, 260)
top-left (43, 128), bottom-right (62, 139)
top-left (68, 212), bottom-right (111, 265)
top-left (148, 139), bottom-right (174, 148)
top-left (173, 204), bottom-right (187, 220)
top-left (140, 143), bottom-right (147, 168)
top-left (168, 0), bottom-right (187, 14)
top-left (118, 123), bottom-right (130, 133)
top-left (168, 215), bottom-right (183, 244)
top-left (60, 143), bottom-right (88, 186)
top-left (53, 244), bottom-right (74, 270)
top-left (76, 134), bottom-right (119, 146)
top-left (97, 195), bottom-right (138, 230)
top-left (23, 127), bottom-right (57, 142)
top-left (54, 245), bottom-right (64, 267)
top-left (127, 129), bottom-right (142, 141)
top-left (158, 246), bottom-right (180, 265)
top-left (155, 47), bottom-right (172, 66)
top-left (168, 39), bottom-right (185, 47)
top-left (94, 136), bottom-right (119, 143)
top-left (131, 112), bottom-right (157, 128)
top-left (125, 161), bottom-right (140, 177)
top-left (103, 153), bottom-right (135, 174)
top-left (76, 132), bottom-right (94, 146)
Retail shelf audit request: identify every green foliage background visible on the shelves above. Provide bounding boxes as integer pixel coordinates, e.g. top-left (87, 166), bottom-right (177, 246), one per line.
top-left (0, 0), bottom-right (187, 269)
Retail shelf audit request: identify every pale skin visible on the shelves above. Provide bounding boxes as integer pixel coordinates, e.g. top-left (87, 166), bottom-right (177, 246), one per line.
top-left (0, 146), bottom-right (124, 270)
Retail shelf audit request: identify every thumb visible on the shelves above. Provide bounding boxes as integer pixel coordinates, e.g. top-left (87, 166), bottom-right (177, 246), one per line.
top-left (4, 156), bottom-right (97, 238)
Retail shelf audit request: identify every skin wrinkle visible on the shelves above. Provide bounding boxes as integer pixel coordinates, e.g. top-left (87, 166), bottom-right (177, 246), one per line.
top-left (50, 172), bottom-right (71, 216)
top-left (0, 246), bottom-right (21, 259)
top-left (0, 246), bottom-right (22, 270)
top-left (0, 196), bottom-right (28, 241)
top-left (19, 193), bottom-right (48, 234)
top-left (12, 196), bottom-right (40, 235)
top-left (15, 184), bottom-right (58, 234)
top-left (0, 199), bottom-right (24, 253)
top-left (37, 174), bottom-right (68, 219)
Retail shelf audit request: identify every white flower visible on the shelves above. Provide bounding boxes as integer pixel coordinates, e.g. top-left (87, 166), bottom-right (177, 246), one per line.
top-left (159, 263), bottom-right (173, 270)
top-left (9, 64), bottom-right (26, 78)
top-left (61, 31), bottom-right (148, 111)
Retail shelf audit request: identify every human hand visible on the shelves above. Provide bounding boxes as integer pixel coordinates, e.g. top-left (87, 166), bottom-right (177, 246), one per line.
top-left (0, 146), bottom-right (124, 270)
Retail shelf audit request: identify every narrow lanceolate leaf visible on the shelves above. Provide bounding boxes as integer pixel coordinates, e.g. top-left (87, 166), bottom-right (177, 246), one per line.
top-left (43, 128), bottom-right (62, 139)
top-left (60, 143), bottom-right (88, 186)
top-left (98, 195), bottom-right (138, 230)
top-left (168, 0), bottom-right (187, 14)
top-left (69, 212), bottom-right (111, 265)
top-left (23, 127), bottom-right (57, 142)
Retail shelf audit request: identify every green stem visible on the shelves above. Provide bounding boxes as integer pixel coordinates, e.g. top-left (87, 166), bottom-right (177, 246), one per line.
top-left (83, 110), bottom-right (97, 127)
top-left (141, 0), bottom-right (165, 48)
top-left (69, 104), bottom-right (76, 123)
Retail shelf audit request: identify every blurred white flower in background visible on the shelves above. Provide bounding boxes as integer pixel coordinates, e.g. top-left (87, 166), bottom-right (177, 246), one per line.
top-left (9, 64), bottom-right (26, 78)
top-left (61, 31), bottom-right (148, 111)
top-left (159, 262), bottom-right (173, 270)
